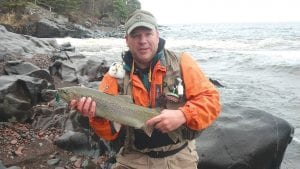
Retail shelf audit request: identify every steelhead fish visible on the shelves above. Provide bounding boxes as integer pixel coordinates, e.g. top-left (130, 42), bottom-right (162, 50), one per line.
top-left (57, 86), bottom-right (182, 142)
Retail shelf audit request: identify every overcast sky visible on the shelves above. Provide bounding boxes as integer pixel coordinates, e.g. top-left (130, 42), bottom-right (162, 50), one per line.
top-left (139, 0), bottom-right (300, 24)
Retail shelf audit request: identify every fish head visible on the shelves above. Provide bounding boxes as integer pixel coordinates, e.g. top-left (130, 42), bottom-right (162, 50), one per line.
top-left (57, 87), bottom-right (76, 102)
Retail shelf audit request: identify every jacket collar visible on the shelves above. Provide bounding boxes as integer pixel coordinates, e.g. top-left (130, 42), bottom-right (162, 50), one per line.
top-left (123, 38), bottom-right (166, 72)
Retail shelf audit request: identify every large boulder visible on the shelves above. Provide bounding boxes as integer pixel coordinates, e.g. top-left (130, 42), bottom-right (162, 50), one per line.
top-left (27, 18), bottom-right (94, 38)
top-left (0, 75), bottom-right (50, 122)
top-left (196, 104), bottom-right (294, 169)
top-left (0, 25), bottom-right (58, 58)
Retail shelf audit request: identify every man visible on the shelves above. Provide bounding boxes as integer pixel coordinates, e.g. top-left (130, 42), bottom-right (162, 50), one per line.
top-left (71, 10), bottom-right (221, 169)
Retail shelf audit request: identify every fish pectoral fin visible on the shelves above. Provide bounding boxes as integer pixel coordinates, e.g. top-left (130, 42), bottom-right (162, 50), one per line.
top-left (113, 122), bottom-right (122, 132)
top-left (142, 125), bottom-right (154, 137)
top-left (167, 128), bottom-right (183, 143)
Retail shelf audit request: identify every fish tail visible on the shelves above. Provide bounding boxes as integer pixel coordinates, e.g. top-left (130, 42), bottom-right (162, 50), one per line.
top-left (142, 125), bottom-right (154, 137)
top-left (142, 125), bottom-right (182, 143)
top-left (167, 132), bottom-right (179, 143)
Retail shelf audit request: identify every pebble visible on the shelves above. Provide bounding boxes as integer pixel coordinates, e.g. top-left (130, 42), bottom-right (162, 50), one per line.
top-left (10, 139), bottom-right (17, 145)
top-left (47, 158), bottom-right (60, 166)
top-left (14, 146), bottom-right (24, 156)
top-left (6, 166), bottom-right (21, 169)
top-left (74, 158), bottom-right (82, 168)
top-left (70, 155), bottom-right (78, 162)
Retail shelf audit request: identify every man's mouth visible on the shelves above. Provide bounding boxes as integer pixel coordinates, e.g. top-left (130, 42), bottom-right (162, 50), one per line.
top-left (139, 48), bottom-right (149, 53)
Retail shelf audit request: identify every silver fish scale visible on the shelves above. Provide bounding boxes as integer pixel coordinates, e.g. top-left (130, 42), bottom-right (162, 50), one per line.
top-left (59, 86), bottom-right (159, 128)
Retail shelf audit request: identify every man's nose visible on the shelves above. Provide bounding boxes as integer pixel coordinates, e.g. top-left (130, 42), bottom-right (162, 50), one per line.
top-left (139, 35), bottom-right (148, 43)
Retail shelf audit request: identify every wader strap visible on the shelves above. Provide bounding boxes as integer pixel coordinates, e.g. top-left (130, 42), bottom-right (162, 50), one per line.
top-left (144, 142), bottom-right (188, 158)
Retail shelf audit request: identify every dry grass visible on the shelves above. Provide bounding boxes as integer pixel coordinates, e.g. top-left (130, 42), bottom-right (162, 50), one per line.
top-left (0, 13), bottom-right (30, 26)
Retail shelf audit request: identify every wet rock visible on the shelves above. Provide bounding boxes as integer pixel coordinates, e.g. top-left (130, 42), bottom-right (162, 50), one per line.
top-left (60, 42), bottom-right (75, 52)
top-left (54, 131), bottom-right (90, 153)
top-left (31, 104), bottom-right (67, 130)
top-left (49, 61), bottom-right (78, 83)
top-left (209, 78), bottom-right (224, 88)
top-left (22, 17), bottom-right (94, 38)
top-left (32, 18), bottom-right (62, 38)
top-left (0, 25), bottom-right (58, 58)
top-left (196, 104), bottom-right (294, 169)
top-left (4, 60), bottom-right (40, 75)
top-left (0, 75), bottom-right (48, 122)
top-left (26, 69), bottom-right (54, 84)
top-left (78, 59), bottom-right (109, 83)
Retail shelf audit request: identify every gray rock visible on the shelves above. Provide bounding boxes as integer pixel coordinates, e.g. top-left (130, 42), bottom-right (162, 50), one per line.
top-left (47, 158), bottom-right (60, 166)
top-left (4, 60), bottom-right (40, 75)
top-left (196, 104), bottom-right (294, 169)
top-left (53, 130), bottom-right (99, 156)
top-left (0, 75), bottom-right (48, 122)
top-left (49, 61), bottom-right (78, 83)
top-left (33, 18), bottom-right (62, 38)
top-left (26, 69), bottom-right (54, 84)
top-left (0, 25), bottom-right (58, 58)
top-left (31, 103), bottom-right (67, 130)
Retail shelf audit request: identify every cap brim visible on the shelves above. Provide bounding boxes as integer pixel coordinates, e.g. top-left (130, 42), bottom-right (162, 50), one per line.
top-left (127, 22), bottom-right (156, 34)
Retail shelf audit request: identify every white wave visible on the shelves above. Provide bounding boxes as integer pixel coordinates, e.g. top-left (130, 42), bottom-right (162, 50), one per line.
top-left (235, 50), bottom-right (300, 65)
top-left (56, 37), bottom-right (127, 61)
top-left (56, 37), bottom-right (126, 51)
top-left (164, 37), bottom-right (300, 51)
top-left (255, 38), bottom-right (295, 49)
top-left (294, 137), bottom-right (300, 144)
top-left (165, 38), bottom-right (251, 50)
top-left (55, 36), bottom-right (299, 54)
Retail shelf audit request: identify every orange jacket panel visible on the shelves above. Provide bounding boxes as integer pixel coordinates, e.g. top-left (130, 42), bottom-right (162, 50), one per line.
top-left (178, 53), bottom-right (221, 130)
top-left (88, 74), bottom-right (119, 141)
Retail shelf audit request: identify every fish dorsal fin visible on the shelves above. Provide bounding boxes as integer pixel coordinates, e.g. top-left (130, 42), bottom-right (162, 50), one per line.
top-left (118, 95), bottom-right (134, 103)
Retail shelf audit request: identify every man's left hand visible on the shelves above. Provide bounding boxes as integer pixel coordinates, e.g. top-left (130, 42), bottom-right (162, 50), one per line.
top-left (146, 109), bottom-right (186, 133)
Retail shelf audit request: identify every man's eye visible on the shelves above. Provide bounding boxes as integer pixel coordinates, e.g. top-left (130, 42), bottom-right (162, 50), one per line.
top-left (146, 32), bottom-right (153, 37)
top-left (131, 34), bottom-right (139, 38)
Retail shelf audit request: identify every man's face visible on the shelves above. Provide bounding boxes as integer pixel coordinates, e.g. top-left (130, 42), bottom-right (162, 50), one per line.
top-left (126, 27), bottom-right (159, 68)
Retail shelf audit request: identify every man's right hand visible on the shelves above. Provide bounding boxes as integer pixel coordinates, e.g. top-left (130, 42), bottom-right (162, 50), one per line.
top-left (70, 97), bottom-right (96, 118)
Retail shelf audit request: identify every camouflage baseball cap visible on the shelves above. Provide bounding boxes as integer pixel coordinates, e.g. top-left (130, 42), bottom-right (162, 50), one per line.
top-left (125, 10), bottom-right (157, 34)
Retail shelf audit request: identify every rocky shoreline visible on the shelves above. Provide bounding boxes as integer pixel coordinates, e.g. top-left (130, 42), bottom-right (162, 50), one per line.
top-left (0, 24), bottom-right (116, 168)
top-left (0, 21), bottom-right (296, 169)
top-left (0, 3), bottom-right (125, 39)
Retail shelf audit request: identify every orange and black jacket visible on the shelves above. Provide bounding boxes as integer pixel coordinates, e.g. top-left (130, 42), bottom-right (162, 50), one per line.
top-left (88, 38), bottom-right (221, 142)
